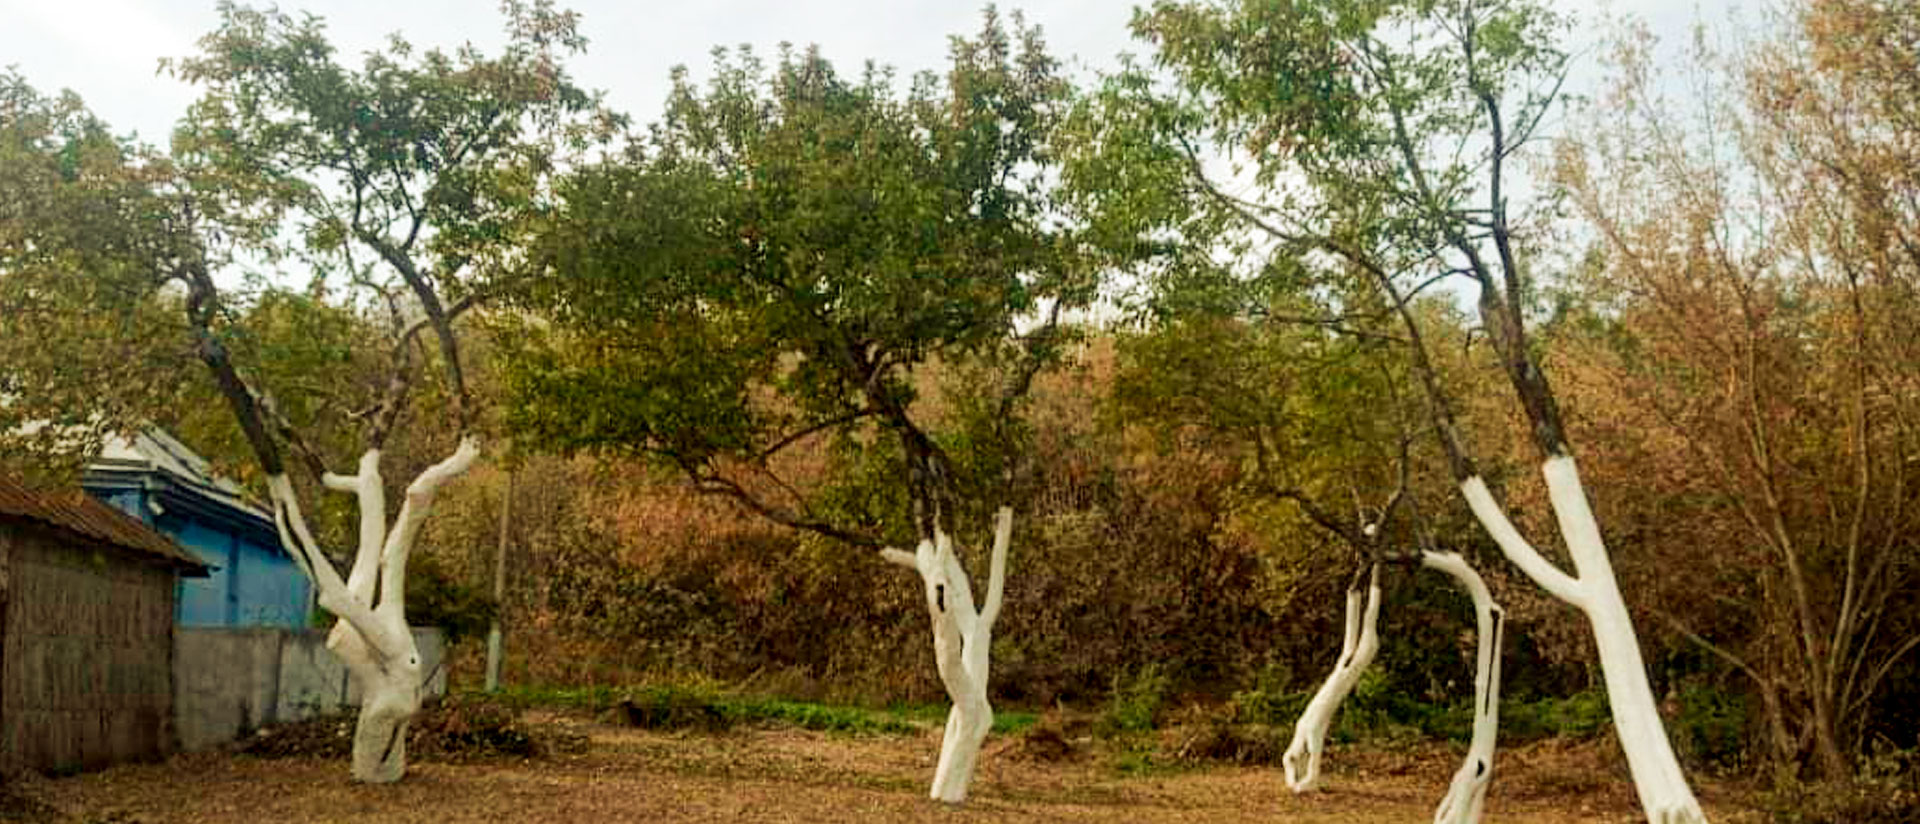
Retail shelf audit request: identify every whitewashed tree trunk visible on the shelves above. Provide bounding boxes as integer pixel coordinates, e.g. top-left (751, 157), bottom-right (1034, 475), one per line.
top-left (1421, 551), bottom-right (1502, 824)
top-left (1282, 554), bottom-right (1505, 823)
top-left (1284, 564), bottom-right (1382, 792)
top-left (881, 505), bottom-right (1012, 804)
top-left (266, 437), bottom-right (480, 783)
top-left (327, 617), bottom-right (423, 782)
top-left (1462, 455), bottom-right (1706, 823)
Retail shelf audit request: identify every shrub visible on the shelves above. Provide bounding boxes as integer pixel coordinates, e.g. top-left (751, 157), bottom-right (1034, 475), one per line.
top-left (1230, 658), bottom-right (1309, 726)
top-left (1230, 686), bottom-right (1309, 727)
top-left (1007, 711), bottom-right (1095, 762)
top-left (406, 553), bottom-right (497, 645)
top-left (1766, 776), bottom-right (1920, 824)
top-left (239, 695), bottom-right (576, 762)
top-left (410, 695), bottom-right (556, 760)
top-left (609, 685), bottom-right (938, 735)
top-left (1501, 691), bottom-right (1613, 742)
top-left (1669, 683), bottom-right (1750, 771)
top-left (1173, 721), bottom-right (1287, 765)
top-left (614, 686), bottom-right (735, 733)
top-left (1100, 662), bottom-right (1172, 734)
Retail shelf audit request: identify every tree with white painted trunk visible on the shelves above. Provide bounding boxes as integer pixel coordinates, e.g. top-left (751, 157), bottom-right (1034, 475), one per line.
top-left (1274, 459), bottom-right (1411, 795)
top-left (1554, 9), bottom-right (1920, 779)
top-left (1422, 550), bottom-right (1503, 824)
top-left (882, 506), bottom-right (1012, 802)
top-left (1271, 461), bottom-right (1506, 823)
top-left (1, 5), bottom-right (606, 783)
top-left (499, 11), bottom-right (1096, 803)
top-left (0, 74), bottom-right (480, 783)
top-left (1119, 0), bottom-right (1708, 818)
top-left (1086, 237), bottom-right (1510, 815)
top-left (1284, 563), bottom-right (1383, 793)
top-left (160, 2), bottom-right (610, 782)
top-left (267, 439), bottom-right (481, 781)
top-left (1289, 549), bottom-right (1507, 824)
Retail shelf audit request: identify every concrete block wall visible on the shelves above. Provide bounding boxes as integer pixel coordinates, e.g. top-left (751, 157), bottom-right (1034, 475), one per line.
top-left (173, 627), bottom-right (447, 752)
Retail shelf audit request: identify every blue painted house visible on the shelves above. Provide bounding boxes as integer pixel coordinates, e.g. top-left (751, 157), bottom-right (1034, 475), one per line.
top-left (83, 428), bottom-right (313, 628)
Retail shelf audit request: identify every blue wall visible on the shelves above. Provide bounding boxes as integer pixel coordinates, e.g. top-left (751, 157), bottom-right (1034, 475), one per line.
top-left (97, 489), bottom-right (312, 629)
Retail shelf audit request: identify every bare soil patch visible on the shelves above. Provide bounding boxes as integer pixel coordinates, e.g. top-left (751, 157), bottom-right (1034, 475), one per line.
top-left (21, 712), bottom-right (1764, 823)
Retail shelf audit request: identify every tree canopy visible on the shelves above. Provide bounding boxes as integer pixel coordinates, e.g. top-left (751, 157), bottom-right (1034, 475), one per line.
top-left (501, 9), bottom-right (1093, 545)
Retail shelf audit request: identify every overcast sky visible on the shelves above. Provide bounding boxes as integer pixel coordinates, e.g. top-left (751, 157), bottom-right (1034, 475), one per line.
top-left (2, 0), bottom-right (1752, 150)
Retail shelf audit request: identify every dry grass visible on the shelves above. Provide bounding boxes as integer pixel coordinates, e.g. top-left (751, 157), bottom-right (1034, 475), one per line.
top-left (24, 713), bottom-right (1764, 823)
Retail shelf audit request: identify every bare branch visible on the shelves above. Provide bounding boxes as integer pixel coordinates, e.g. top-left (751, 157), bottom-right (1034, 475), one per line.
top-left (674, 455), bottom-right (884, 549)
top-left (756, 407), bottom-right (879, 463)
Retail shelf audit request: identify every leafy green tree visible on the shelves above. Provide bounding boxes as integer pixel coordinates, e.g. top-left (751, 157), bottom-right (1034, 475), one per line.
top-left (1100, 207), bottom-right (1510, 817)
top-left (1074, 0), bottom-right (1710, 819)
top-left (0, 73), bottom-right (197, 476)
top-left (500, 10), bottom-right (1092, 803)
top-left (0, 1), bottom-right (610, 784)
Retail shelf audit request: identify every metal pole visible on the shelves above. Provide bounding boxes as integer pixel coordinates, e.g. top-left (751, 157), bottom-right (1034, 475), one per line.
top-left (485, 468), bottom-right (512, 692)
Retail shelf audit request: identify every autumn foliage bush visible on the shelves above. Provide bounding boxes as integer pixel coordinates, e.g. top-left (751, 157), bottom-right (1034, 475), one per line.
top-left (430, 343), bottom-right (1290, 706)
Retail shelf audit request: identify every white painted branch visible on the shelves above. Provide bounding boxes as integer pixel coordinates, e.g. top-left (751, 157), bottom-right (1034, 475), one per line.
top-left (1539, 457), bottom-right (1707, 824)
top-left (264, 481), bottom-right (318, 584)
top-left (1422, 551), bottom-right (1503, 824)
top-left (268, 476), bottom-right (401, 652)
top-left (340, 450), bottom-right (386, 605)
top-left (880, 547), bottom-right (918, 569)
top-left (1284, 564), bottom-right (1382, 792)
top-left (1459, 476), bottom-right (1587, 607)
top-left (1540, 456), bottom-right (1618, 600)
top-left (408, 436), bottom-right (482, 498)
top-left (978, 506), bottom-right (1013, 627)
top-left (267, 475), bottom-right (352, 606)
top-left (376, 437), bottom-right (480, 619)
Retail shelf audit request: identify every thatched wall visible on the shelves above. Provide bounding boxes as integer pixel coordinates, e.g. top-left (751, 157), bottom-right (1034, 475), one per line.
top-left (1, 523), bottom-right (176, 772)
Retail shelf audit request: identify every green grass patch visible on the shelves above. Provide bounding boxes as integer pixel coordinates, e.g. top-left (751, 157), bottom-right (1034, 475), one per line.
top-left (878, 700), bottom-right (1038, 734)
top-left (486, 683), bottom-right (629, 710)
top-left (485, 683), bottom-right (1036, 736)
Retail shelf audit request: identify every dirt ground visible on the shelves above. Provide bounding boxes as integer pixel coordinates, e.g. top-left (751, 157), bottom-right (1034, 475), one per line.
top-left (20, 713), bottom-right (1765, 823)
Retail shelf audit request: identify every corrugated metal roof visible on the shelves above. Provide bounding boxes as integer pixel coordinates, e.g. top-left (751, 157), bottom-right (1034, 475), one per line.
top-left (0, 471), bottom-right (211, 573)
top-left (95, 428), bottom-right (273, 523)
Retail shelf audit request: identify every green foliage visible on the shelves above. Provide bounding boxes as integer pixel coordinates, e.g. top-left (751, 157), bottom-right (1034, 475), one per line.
top-left (1229, 687), bottom-right (1310, 729)
top-left (162, 293), bottom-right (392, 487)
top-left (493, 682), bottom-right (1036, 737)
top-left (164, 0), bottom-right (615, 280)
top-left (1230, 678), bottom-right (1616, 748)
top-left (1109, 311), bottom-right (1430, 544)
top-left (499, 10), bottom-right (1091, 544)
top-left (613, 685), bottom-right (741, 732)
top-left (1101, 662), bottom-right (1174, 734)
top-left (5, 1), bottom-right (612, 472)
top-left (1668, 683), bottom-right (1751, 771)
top-left (488, 683), bottom-right (629, 710)
top-left (1116, 0), bottom-right (1573, 282)
top-left (0, 73), bottom-right (200, 473)
top-left (1498, 691), bottom-right (1612, 742)
top-left (1106, 0), bottom-right (1582, 476)
top-left (405, 552), bottom-right (498, 646)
